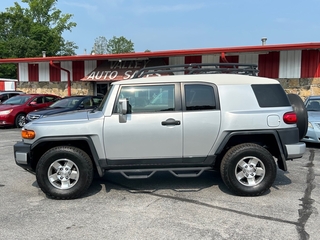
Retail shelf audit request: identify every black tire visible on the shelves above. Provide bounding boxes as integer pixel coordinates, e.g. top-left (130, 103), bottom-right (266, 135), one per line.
top-left (220, 143), bottom-right (277, 196)
top-left (36, 146), bottom-right (93, 199)
top-left (287, 93), bottom-right (308, 140)
top-left (15, 113), bottom-right (26, 128)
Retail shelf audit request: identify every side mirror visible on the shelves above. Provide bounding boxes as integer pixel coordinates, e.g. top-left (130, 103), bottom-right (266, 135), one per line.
top-left (119, 98), bottom-right (130, 123)
top-left (119, 98), bottom-right (128, 115)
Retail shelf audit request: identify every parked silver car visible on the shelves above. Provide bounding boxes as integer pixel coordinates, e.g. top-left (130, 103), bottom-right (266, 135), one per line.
top-left (302, 95), bottom-right (320, 143)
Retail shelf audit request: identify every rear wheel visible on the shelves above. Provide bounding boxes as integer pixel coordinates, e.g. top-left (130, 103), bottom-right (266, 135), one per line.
top-left (287, 93), bottom-right (308, 140)
top-left (220, 143), bottom-right (277, 196)
top-left (36, 146), bottom-right (93, 199)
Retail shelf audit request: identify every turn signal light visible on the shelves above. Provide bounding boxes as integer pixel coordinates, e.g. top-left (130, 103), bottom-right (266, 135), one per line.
top-left (283, 112), bottom-right (297, 124)
top-left (22, 129), bottom-right (36, 139)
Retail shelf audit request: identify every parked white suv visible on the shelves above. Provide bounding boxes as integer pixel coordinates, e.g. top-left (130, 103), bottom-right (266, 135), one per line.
top-left (13, 63), bottom-right (307, 199)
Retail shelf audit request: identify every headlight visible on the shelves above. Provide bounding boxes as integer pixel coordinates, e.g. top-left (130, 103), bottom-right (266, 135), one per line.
top-left (308, 122), bottom-right (314, 129)
top-left (0, 109), bottom-right (13, 115)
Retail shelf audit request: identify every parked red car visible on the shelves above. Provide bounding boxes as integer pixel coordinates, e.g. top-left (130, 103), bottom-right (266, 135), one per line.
top-left (0, 94), bottom-right (61, 128)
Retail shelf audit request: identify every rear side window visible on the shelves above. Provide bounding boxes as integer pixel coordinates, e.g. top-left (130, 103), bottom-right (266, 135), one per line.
top-left (252, 84), bottom-right (290, 107)
top-left (185, 84), bottom-right (216, 110)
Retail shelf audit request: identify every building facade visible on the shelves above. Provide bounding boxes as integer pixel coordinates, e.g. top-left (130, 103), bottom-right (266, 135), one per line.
top-left (0, 79), bottom-right (17, 91)
top-left (1, 42), bottom-right (320, 100)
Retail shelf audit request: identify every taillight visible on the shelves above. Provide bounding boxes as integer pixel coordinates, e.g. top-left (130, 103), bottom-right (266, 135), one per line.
top-left (283, 111), bottom-right (297, 124)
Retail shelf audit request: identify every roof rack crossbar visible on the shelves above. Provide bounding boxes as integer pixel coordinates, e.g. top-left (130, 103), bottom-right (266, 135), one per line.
top-left (132, 63), bottom-right (259, 78)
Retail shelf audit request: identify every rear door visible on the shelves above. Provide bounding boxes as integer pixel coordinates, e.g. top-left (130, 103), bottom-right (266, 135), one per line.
top-left (182, 83), bottom-right (221, 161)
top-left (103, 83), bottom-right (183, 162)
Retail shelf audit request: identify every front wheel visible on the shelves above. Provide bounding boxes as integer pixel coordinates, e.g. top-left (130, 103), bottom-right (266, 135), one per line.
top-left (36, 146), bottom-right (93, 199)
top-left (220, 143), bottom-right (277, 196)
top-left (15, 113), bottom-right (26, 128)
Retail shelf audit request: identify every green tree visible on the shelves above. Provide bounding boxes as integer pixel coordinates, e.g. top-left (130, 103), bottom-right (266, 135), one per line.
top-left (0, 0), bottom-right (78, 78)
top-left (106, 36), bottom-right (134, 54)
top-left (92, 36), bottom-right (108, 54)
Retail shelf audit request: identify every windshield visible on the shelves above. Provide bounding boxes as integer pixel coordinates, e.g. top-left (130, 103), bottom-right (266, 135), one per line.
top-left (2, 95), bottom-right (32, 105)
top-left (97, 86), bottom-right (112, 111)
top-left (50, 97), bottom-right (81, 108)
top-left (306, 99), bottom-right (320, 111)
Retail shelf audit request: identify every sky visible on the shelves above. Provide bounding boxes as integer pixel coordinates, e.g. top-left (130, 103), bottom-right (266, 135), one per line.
top-left (1, 0), bottom-right (320, 55)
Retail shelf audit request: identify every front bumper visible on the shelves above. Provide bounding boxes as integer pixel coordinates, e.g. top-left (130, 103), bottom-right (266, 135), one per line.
top-left (13, 141), bottom-right (34, 172)
top-left (0, 115), bottom-right (14, 126)
top-left (302, 126), bottom-right (320, 143)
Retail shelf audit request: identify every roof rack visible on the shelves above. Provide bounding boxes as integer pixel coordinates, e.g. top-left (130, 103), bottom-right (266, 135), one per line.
top-left (132, 63), bottom-right (259, 78)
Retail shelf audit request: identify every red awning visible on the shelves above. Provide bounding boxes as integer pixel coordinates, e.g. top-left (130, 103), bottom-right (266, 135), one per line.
top-left (81, 58), bottom-right (168, 81)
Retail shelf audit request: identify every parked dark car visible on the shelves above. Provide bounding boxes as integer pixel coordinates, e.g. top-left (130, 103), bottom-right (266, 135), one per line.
top-left (0, 94), bottom-right (61, 128)
top-left (0, 90), bottom-right (24, 103)
top-left (25, 95), bottom-right (103, 123)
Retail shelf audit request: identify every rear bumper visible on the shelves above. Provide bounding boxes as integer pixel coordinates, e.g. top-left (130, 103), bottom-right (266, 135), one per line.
top-left (277, 128), bottom-right (306, 159)
top-left (285, 142), bottom-right (306, 159)
top-left (13, 141), bottom-right (34, 172)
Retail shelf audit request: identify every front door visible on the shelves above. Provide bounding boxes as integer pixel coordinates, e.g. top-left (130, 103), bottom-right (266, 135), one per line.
top-left (103, 84), bottom-right (183, 162)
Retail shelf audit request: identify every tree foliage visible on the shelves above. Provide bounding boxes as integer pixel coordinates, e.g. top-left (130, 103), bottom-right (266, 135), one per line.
top-left (92, 36), bottom-right (108, 54)
top-left (107, 36), bottom-right (134, 54)
top-left (0, 0), bottom-right (78, 78)
top-left (92, 36), bottom-right (135, 54)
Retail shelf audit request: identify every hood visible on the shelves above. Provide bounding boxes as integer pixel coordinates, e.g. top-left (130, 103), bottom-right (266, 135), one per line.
top-left (307, 111), bottom-right (320, 121)
top-left (26, 110), bottom-right (90, 126)
top-left (0, 104), bottom-right (19, 110)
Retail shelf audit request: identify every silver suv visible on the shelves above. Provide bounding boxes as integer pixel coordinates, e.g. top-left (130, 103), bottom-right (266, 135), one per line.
top-left (13, 63), bottom-right (307, 199)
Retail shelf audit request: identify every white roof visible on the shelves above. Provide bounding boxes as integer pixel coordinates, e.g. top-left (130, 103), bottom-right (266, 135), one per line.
top-left (112, 74), bottom-right (279, 86)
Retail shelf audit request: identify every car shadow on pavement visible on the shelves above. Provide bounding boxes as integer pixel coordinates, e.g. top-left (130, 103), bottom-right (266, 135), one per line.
top-left (85, 168), bottom-right (293, 198)
top-left (30, 168), bottom-right (293, 199)
top-left (305, 142), bottom-right (320, 149)
top-left (88, 170), bottom-right (221, 196)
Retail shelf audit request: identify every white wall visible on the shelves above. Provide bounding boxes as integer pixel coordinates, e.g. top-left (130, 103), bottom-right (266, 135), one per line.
top-left (18, 63), bottom-right (28, 82)
top-left (39, 62), bottom-right (49, 82)
top-left (279, 50), bottom-right (301, 78)
top-left (61, 61), bottom-right (73, 82)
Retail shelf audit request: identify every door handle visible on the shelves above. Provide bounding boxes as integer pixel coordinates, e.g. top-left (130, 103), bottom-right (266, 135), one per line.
top-left (161, 118), bottom-right (181, 126)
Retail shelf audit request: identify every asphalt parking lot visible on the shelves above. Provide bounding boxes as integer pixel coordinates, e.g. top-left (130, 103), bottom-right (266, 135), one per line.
top-left (0, 128), bottom-right (319, 240)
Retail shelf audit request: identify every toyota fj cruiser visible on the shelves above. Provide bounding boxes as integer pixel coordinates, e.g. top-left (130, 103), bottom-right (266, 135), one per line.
top-left (13, 63), bottom-right (307, 199)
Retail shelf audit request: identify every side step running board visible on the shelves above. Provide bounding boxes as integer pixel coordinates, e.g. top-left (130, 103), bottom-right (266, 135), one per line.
top-left (108, 167), bottom-right (212, 179)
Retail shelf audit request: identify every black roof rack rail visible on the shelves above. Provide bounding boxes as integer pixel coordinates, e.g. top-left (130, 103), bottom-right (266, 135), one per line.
top-left (132, 63), bottom-right (259, 78)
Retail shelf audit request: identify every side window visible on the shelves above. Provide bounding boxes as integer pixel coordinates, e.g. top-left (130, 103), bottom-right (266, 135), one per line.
top-left (92, 97), bottom-right (103, 107)
top-left (252, 84), bottom-right (290, 107)
top-left (1, 94), bottom-right (9, 101)
top-left (32, 96), bottom-right (44, 104)
top-left (117, 85), bottom-right (175, 113)
top-left (185, 84), bottom-right (216, 111)
top-left (45, 96), bottom-right (59, 103)
top-left (9, 93), bottom-right (19, 98)
top-left (82, 98), bottom-right (93, 109)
